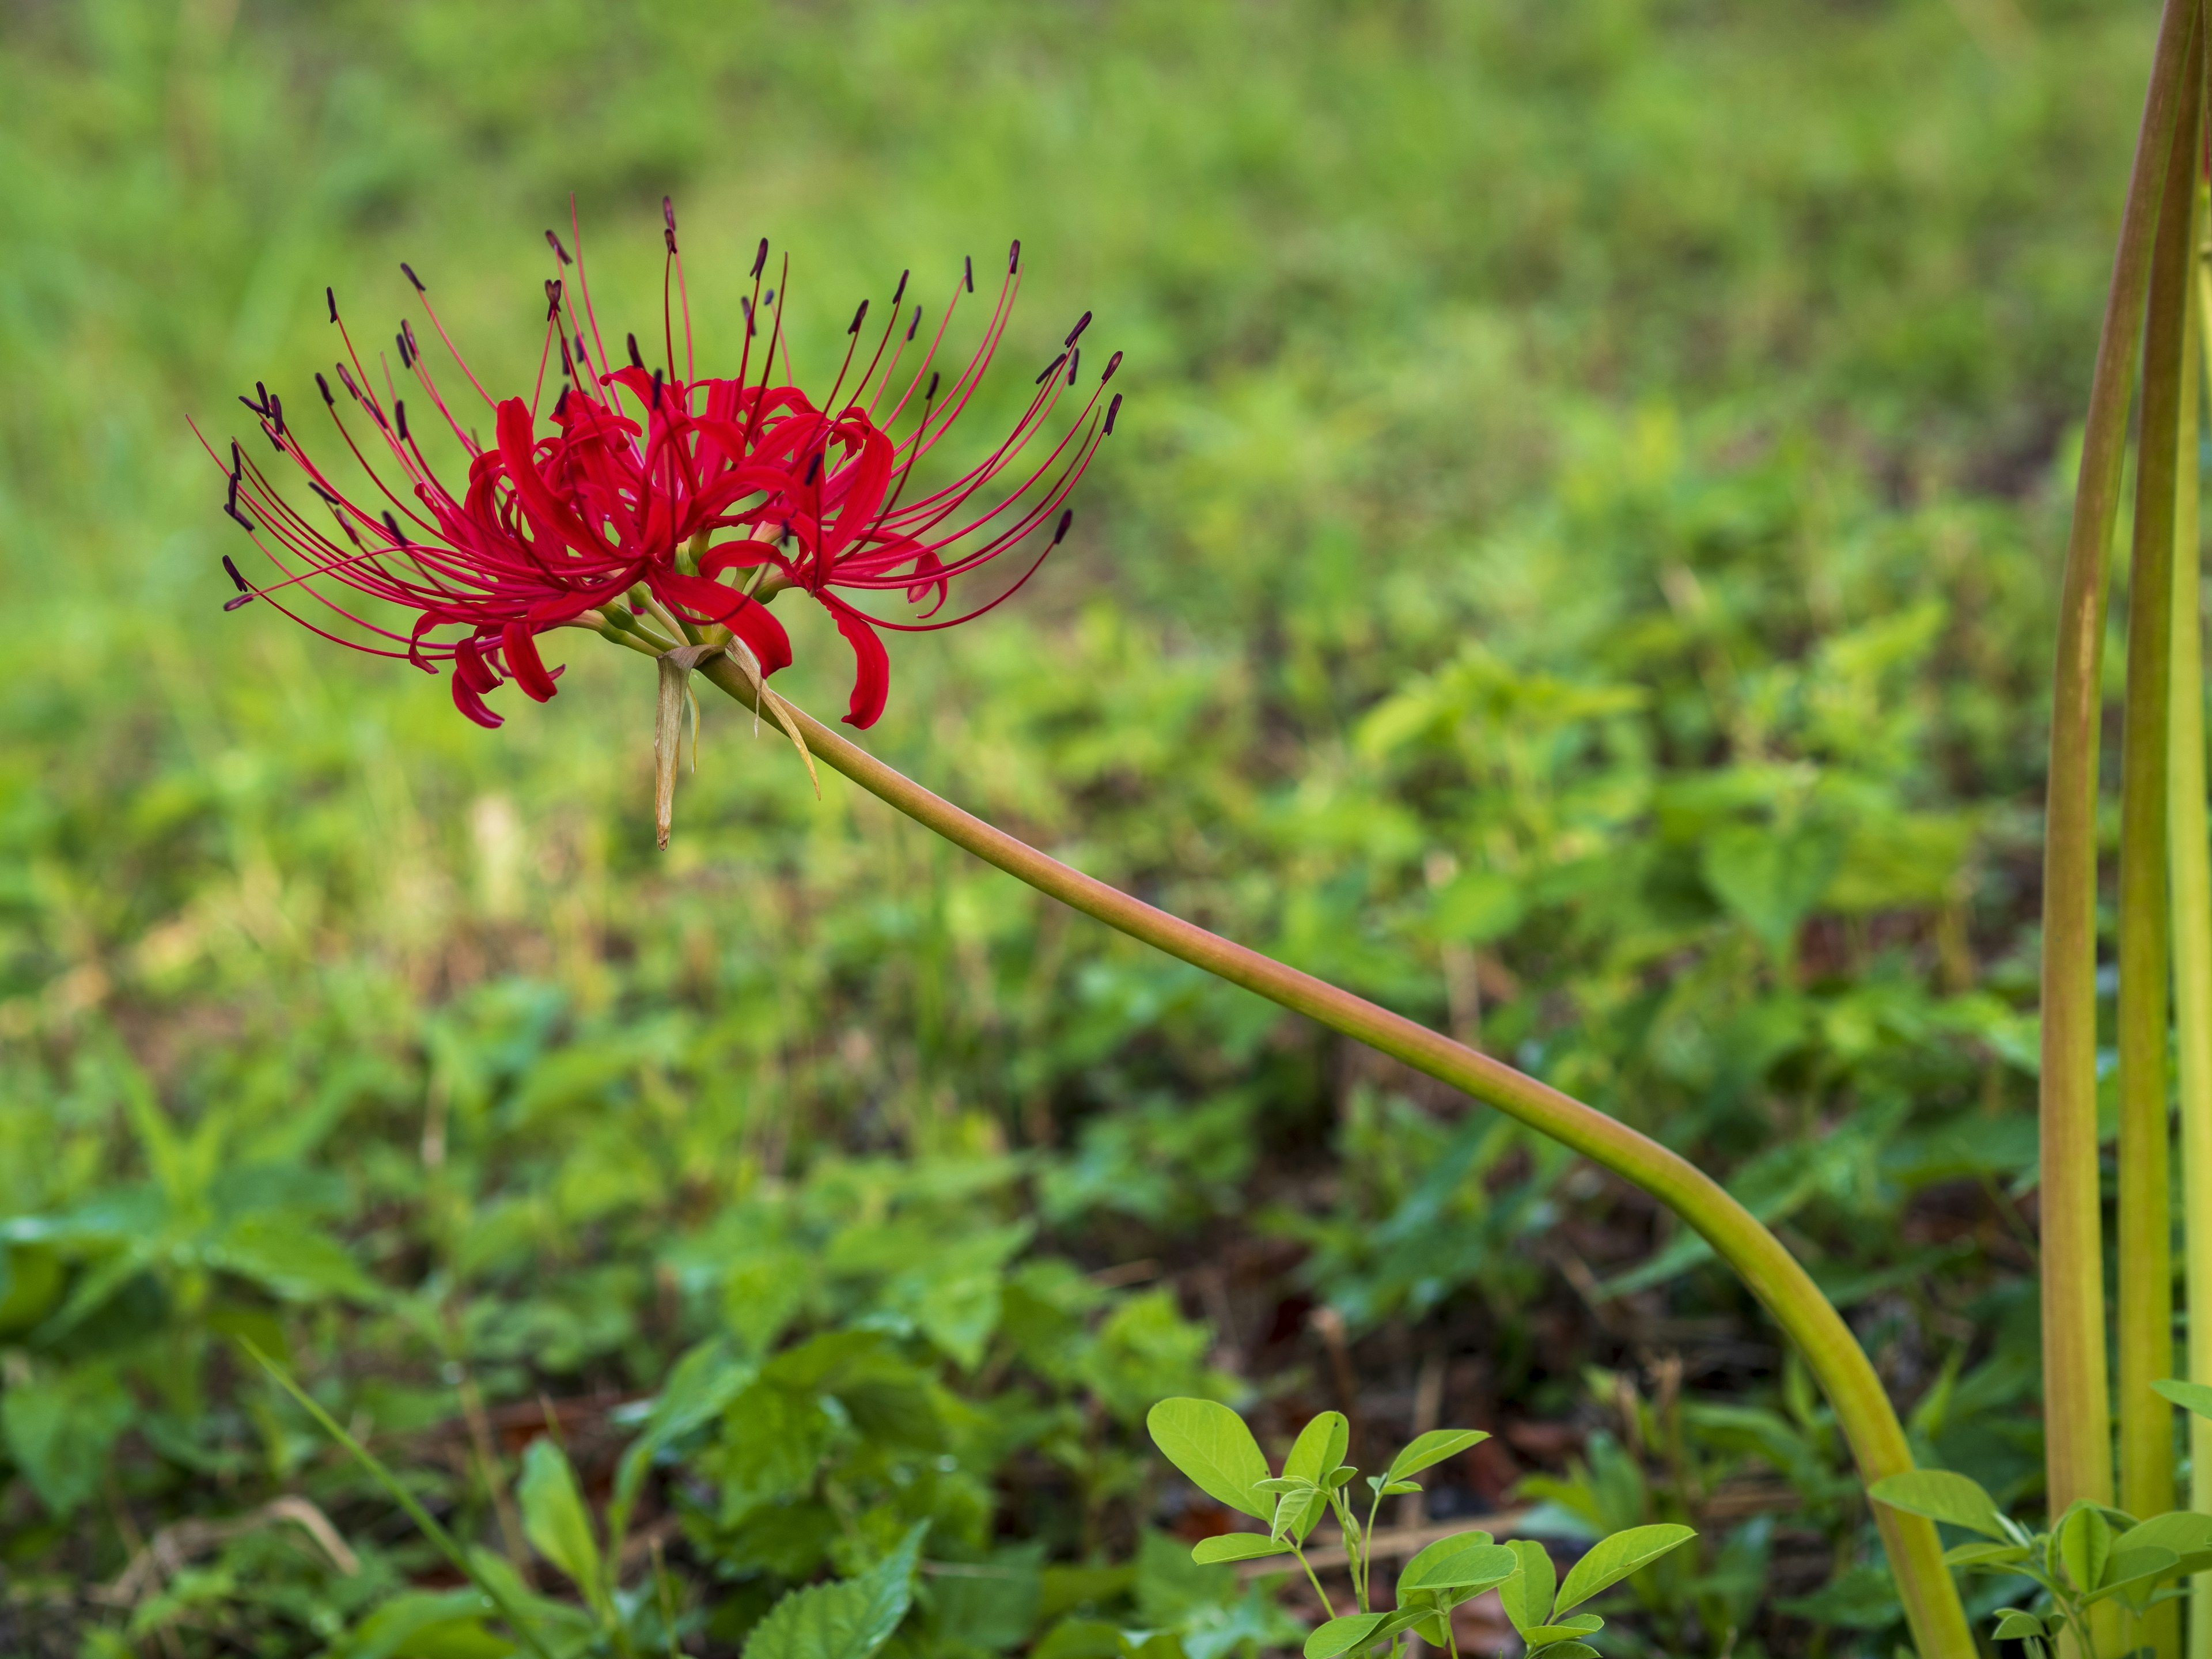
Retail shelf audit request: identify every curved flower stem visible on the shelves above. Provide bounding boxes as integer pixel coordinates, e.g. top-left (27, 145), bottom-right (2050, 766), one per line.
top-left (688, 654), bottom-right (1975, 1659)
top-left (2041, 0), bottom-right (2200, 1551)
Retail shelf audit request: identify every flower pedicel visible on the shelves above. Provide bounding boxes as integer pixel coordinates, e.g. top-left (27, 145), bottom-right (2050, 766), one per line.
top-left (206, 199), bottom-right (1121, 733)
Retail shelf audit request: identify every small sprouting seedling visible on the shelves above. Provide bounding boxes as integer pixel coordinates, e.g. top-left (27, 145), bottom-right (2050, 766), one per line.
top-left (1871, 1457), bottom-right (2212, 1659)
top-left (1146, 1397), bottom-right (1694, 1659)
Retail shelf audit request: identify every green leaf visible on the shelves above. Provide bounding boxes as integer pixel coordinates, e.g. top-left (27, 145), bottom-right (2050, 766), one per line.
top-left (1381, 1480), bottom-right (1422, 1495)
top-left (517, 1437), bottom-right (602, 1607)
top-left (1283, 1413), bottom-right (1350, 1486)
top-left (1302, 1609), bottom-right (1427, 1659)
top-left (0, 1363), bottom-right (135, 1516)
top-left (1554, 1524), bottom-right (1696, 1613)
top-left (1282, 1412), bottom-right (1349, 1541)
top-left (608, 1336), bottom-right (754, 1552)
top-left (1385, 1429), bottom-right (1488, 1483)
top-left (2081, 1547), bottom-right (2181, 1608)
top-left (1191, 1535), bottom-right (1291, 1566)
top-left (1146, 1399), bottom-right (1271, 1520)
top-left (2113, 1510), bottom-right (2212, 1580)
top-left (1699, 819), bottom-right (1845, 956)
top-left (1498, 1539), bottom-right (1558, 1633)
top-left (1520, 1616), bottom-right (1605, 1643)
top-left (207, 1214), bottom-right (384, 1304)
top-left (1302, 1613), bottom-right (1389, 1659)
top-left (2056, 1505), bottom-right (2113, 1594)
top-left (1992, 1611), bottom-right (2046, 1640)
top-left (2153, 1378), bottom-right (2212, 1422)
top-left (1399, 1539), bottom-right (1518, 1596)
top-left (343, 1590), bottom-right (514, 1659)
top-left (1525, 1645), bottom-right (1600, 1659)
top-left (1941, 1542), bottom-right (2030, 1571)
top-left (1867, 1470), bottom-right (2010, 1541)
top-left (743, 1521), bottom-right (927, 1659)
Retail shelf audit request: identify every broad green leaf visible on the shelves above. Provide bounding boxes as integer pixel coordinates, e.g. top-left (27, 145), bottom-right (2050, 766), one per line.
top-left (1302, 1613), bottom-right (1389, 1659)
top-left (2056, 1505), bottom-right (2113, 1594)
top-left (1029, 1619), bottom-right (1126, 1659)
top-left (2115, 1512), bottom-right (2212, 1561)
top-left (517, 1437), bottom-right (602, 1607)
top-left (0, 1244), bottom-right (63, 1336)
top-left (1554, 1524), bottom-right (1695, 1613)
top-left (2081, 1547), bottom-right (2181, 1607)
top-left (1146, 1399), bottom-right (1271, 1520)
top-left (1498, 1539), bottom-right (1558, 1633)
top-left (1385, 1429), bottom-right (1488, 1483)
top-left (1, 1363), bottom-right (135, 1516)
top-left (1254, 1478), bottom-right (1308, 1494)
top-left (1283, 1413), bottom-right (1350, 1486)
top-left (1519, 1615), bottom-right (1604, 1643)
top-left (1941, 1542), bottom-right (2029, 1571)
top-left (743, 1520), bottom-right (926, 1659)
top-left (344, 1590), bottom-right (515, 1659)
top-left (209, 1214), bottom-right (384, 1304)
top-left (1524, 1645), bottom-right (1599, 1659)
top-left (2153, 1378), bottom-right (2212, 1422)
top-left (1867, 1470), bottom-right (2009, 1541)
top-left (1993, 1611), bottom-right (2045, 1640)
top-left (925, 1543), bottom-right (1044, 1653)
top-left (1191, 1534), bottom-right (1291, 1565)
top-left (1699, 820), bottom-right (1845, 957)
top-left (1400, 1539), bottom-right (1518, 1595)
top-left (1380, 1481), bottom-right (1421, 1495)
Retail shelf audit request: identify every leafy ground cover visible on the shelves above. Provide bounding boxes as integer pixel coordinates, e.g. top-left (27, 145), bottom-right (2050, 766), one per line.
top-left (0, 0), bottom-right (2166, 1653)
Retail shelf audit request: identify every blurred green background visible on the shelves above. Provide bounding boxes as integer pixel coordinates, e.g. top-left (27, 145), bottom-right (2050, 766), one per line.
top-left (0, 1), bottom-right (2163, 1654)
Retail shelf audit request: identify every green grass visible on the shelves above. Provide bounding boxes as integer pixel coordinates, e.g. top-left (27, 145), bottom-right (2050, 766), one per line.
top-left (0, 1), bottom-right (2168, 1654)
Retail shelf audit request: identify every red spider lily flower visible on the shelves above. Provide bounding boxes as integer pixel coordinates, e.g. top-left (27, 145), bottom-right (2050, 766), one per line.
top-left (204, 201), bottom-right (1122, 730)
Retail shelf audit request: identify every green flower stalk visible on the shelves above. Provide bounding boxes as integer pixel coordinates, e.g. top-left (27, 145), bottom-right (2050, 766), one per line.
top-left (2041, 0), bottom-right (2201, 1564)
top-left (2181, 178), bottom-right (2212, 1659)
top-left (2116, 42), bottom-right (2201, 1659)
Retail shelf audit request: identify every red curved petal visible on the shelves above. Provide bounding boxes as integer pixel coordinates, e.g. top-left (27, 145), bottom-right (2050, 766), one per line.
top-left (821, 596), bottom-right (889, 728)
top-left (502, 621), bottom-right (559, 702)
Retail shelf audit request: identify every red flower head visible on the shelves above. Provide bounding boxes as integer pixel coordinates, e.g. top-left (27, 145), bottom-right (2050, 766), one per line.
top-left (206, 201), bottom-right (1122, 730)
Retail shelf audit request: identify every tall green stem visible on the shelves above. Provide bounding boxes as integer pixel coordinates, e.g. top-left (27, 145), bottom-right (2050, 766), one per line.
top-left (2119, 54), bottom-right (2199, 1659)
top-left (2180, 187), bottom-right (2212, 1659)
top-left (2043, 0), bottom-right (2202, 1541)
top-left (684, 653), bottom-right (1975, 1659)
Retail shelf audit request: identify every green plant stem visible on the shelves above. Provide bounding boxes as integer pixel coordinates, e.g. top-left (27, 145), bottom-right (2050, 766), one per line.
top-left (1290, 1544), bottom-right (1339, 1621)
top-left (684, 652), bottom-right (1976, 1659)
top-left (2043, 0), bottom-right (2202, 1548)
top-left (2118, 47), bottom-right (2200, 1659)
top-left (2181, 187), bottom-right (2212, 1659)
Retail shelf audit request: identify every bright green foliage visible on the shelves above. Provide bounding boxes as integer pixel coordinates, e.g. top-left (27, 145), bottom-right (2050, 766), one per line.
top-left (1147, 1399), bottom-right (1690, 1659)
top-left (1870, 1463), bottom-right (2212, 1658)
top-left (742, 1524), bottom-right (926, 1659)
